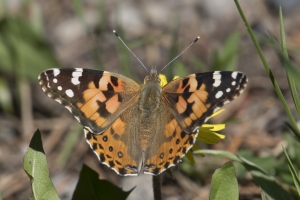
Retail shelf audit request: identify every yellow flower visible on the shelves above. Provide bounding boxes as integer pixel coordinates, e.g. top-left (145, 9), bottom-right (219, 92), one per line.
top-left (159, 74), bottom-right (226, 163)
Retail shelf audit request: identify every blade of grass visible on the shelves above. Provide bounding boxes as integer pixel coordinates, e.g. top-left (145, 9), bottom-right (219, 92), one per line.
top-left (285, 122), bottom-right (300, 142)
top-left (282, 146), bottom-right (300, 196)
top-left (279, 7), bottom-right (300, 118)
top-left (234, 0), bottom-right (300, 136)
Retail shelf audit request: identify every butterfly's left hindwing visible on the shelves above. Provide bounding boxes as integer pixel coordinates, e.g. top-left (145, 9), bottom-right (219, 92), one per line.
top-left (38, 68), bottom-right (141, 134)
top-left (162, 71), bottom-right (247, 133)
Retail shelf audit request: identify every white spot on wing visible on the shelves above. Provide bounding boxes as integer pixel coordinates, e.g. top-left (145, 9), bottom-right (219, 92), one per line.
top-left (232, 72), bottom-right (238, 79)
top-left (65, 105), bottom-right (72, 112)
top-left (213, 71), bottom-right (221, 87)
top-left (72, 71), bottom-right (82, 77)
top-left (224, 100), bottom-right (230, 105)
top-left (53, 78), bottom-right (58, 83)
top-left (71, 77), bottom-right (80, 85)
top-left (55, 98), bottom-right (62, 104)
top-left (57, 86), bottom-right (62, 91)
top-left (75, 68), bottom-right (83, 72)
top-left (74, 116), bottom-right (80, 122)
top-left (53, 69), bottom-right (60, 77)
top-left (232, 81), bottom-right (236, 86)
top-left (215, 91), bottom-right (223, 99)
top-left (65, 89), bottom-right (74, 97)
top-left (226, 88), bottom-right (231, 92)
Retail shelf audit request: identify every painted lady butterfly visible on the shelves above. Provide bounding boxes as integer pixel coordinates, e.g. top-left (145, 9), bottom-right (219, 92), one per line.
top-left (38, 67), bottom-right (247, 176)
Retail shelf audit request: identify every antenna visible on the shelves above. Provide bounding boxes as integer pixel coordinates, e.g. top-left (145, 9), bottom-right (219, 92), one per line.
top-left (113, 30), bottom-right (149, 72)
top-left (160, 36), bottom-right (200, 72)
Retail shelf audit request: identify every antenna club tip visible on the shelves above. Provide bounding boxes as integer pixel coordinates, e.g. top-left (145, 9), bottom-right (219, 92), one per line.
top-left (113, 30), bottom-right (119, 37)
top-left (194, 36), bottom-right (200, 43)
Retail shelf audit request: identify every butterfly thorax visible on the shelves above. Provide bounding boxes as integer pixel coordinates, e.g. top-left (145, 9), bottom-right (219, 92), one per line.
top-left (140, 67), bottom-right (161, 114)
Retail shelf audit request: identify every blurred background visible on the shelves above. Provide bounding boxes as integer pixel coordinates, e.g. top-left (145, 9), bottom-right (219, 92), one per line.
top-left (1, 0), bottom-right (300, 199)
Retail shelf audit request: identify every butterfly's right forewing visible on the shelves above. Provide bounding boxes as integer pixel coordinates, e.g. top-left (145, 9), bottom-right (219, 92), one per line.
top-left (162, 71), bottom-right (247, 133)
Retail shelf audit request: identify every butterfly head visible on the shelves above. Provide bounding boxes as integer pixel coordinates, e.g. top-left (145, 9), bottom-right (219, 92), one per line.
top-left (144, 66), bottom-right (161, 85)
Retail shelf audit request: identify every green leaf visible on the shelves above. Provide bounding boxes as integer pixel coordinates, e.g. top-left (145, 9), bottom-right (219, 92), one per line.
top-left (72, 164), bottom-right (134, 200)
top-left (194, 149), bottom-right (294, 200)
top-left (185, 150), bottom-right (195, 164)
top-left (283, 146), bottom-right (300, 196)
top-left (248, 170), bottom-right (292, 200)
top-left (23, 129), bottom-right (60, 200)
top-left (0, 192), bottom-right (2, 200)
top-left (210, 162), bottom-right (238, 200)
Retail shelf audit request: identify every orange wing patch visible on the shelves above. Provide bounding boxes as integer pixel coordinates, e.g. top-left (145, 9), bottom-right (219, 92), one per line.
top-left (84, 117), bottom-right (140, 176)
top-left (143, 118), bottom-right (197, 175)
top-left (162, 75), bottom-right (214, 133)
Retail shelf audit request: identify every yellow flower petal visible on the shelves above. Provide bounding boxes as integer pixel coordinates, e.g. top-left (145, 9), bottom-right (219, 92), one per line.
top-left (208, 109), bottom-right (225, 118)
top-left (158, 74), bottom-right (168, 87)
top-left (201, 124), bottom-right (226, 131)
top-left (197, 128), bottom-right (225, 144)
top-left (173, 75), bottom-right (180, 80)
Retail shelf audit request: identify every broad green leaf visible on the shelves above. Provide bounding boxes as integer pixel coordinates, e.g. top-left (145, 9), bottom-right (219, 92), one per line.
top-left (210, 162), bottom-right (238, 200)
top-left (72, 164), bottom-right (134, 200)
top-left (283, 146), bottom-right (300, 196)
top-left (194, 149), bottom-right (294, 200)
top-left (23, 129), bottom-right (60, 200)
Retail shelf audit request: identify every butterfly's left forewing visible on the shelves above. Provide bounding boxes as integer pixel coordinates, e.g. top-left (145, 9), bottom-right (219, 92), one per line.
top-left (38, 68), bottom-right (141, 134)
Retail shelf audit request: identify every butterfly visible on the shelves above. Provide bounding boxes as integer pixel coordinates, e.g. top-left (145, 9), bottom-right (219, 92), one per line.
top-left (38, 67), bottom-right (247, 176)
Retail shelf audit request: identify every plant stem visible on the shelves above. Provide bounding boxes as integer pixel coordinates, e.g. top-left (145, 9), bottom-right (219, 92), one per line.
top-left (152, 175), bottom-right (162, 200)
top-left (234, 0), bottom-right (300, 135)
